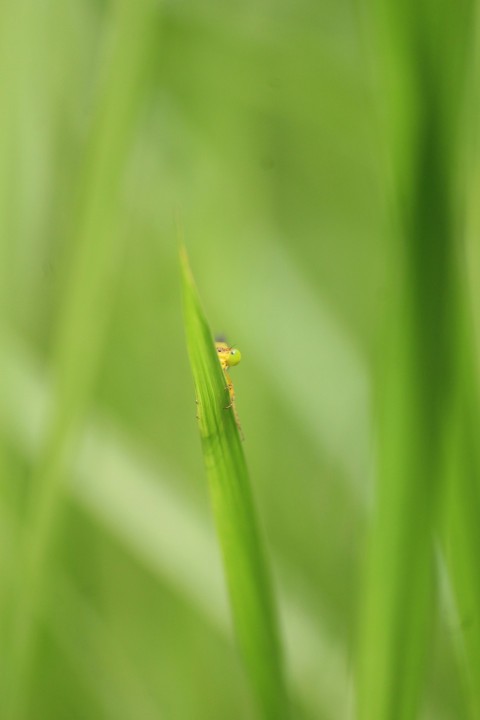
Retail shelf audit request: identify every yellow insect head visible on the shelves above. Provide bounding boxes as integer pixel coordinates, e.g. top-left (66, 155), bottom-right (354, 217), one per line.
top-left (215, 342), bottom-right (242, 369)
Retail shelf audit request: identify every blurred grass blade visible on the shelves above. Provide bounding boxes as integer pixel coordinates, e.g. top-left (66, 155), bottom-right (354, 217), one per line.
top-left (5, 0), bottom-right (157, 717)
top-left (180, 247), bottom-right (289, 720)
top-left (443, 13), bottom-right (480, 712)
top-left (357, 3), bottom-right (474, 718)
top-left (0, 0), bottom-right (23, 680)
top-left (442, 310), bottom-right (480, 718)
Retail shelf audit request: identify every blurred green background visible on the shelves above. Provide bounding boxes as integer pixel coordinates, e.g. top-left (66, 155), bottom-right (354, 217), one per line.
top-left (1, 0), bottom-right (479, 718)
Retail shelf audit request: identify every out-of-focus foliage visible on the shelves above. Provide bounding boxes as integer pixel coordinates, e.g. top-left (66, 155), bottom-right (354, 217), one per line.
top-left (0, 0), bottom-right (479, 718)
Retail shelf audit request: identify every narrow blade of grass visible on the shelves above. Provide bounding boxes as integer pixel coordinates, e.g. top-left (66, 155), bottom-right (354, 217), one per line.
top-left (5, 1), bottom-right (157, 716)
top-left (180, 247), bottom-right (289, 720)
top-left (443, 14), bottom-right (480, 712)
top-left (356, 2), bottom-right (475, 718)
top-left (441, 313), bottom-right (480, 719)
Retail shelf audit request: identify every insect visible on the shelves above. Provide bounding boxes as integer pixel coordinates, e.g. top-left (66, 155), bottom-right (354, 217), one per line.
top-left (215, 338), bottom-right (243, 438)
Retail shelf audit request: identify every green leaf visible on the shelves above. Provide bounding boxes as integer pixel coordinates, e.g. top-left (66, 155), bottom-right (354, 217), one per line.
top-left (180, 247), bottom-right (289, 720)
top-left (356, 3), bottom-right (477, 718)
top-left (441, 312), bottom-right (480, 719)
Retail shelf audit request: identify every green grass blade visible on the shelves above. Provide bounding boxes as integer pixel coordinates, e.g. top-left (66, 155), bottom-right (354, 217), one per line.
top-left (356, 3), bottom-right (475, 718)
top-left (180, 247), bottom-right (289, 720)
top-left (443, 13), bottom-right (480, 712)
top-left (441, 308), bottom-right (480, 719)
top-left (5, 1), bottom-right (157, 716)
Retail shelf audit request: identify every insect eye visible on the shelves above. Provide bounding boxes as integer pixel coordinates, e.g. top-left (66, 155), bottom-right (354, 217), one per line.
top-left (226, 347), bottom-right (241, 367)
